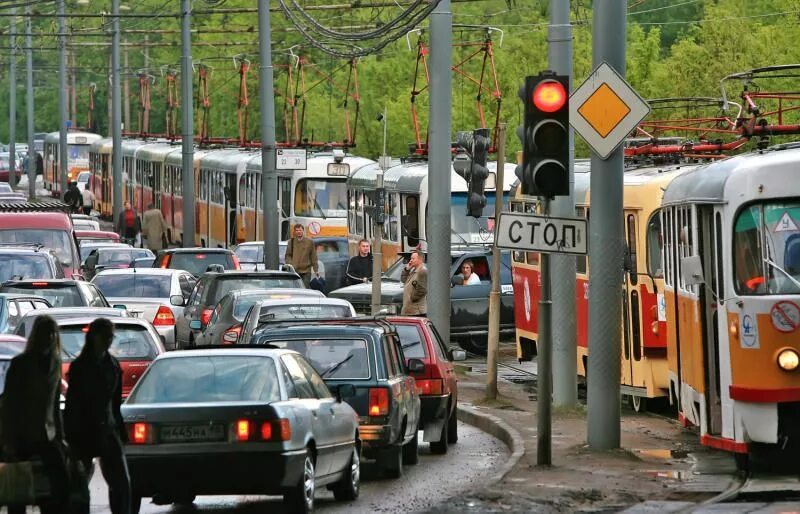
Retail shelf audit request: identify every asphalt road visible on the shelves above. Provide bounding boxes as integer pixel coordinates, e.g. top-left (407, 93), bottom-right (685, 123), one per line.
top-left (88, 422), bottom-right (507, 514)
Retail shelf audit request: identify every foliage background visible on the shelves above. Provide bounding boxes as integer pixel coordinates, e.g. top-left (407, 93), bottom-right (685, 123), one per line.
top-left (1, 0), bottom-right (798, 160)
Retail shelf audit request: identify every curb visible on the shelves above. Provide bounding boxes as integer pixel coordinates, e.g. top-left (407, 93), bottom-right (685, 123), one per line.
top-left (456, 403), bottom-right (525, 482)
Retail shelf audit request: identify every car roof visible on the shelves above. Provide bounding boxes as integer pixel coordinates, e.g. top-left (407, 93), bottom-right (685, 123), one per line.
top-left (228, 288), bottom-right (322, 300)
top-left (20, 307), bottom-right (127, 319)
top-left (204, 270), bottom-right (299, 279)
top-left (76, 230), bottom-right (120, 238)
top-left (385, 315), bottom-right (427, 325)
top-left (0, 335), bottom-right (26, 344)
top-left (93, 268), bottom-right (183, 277)
top-left (0, 247), bottom-right (54, 255)
top-left (155, 348), bottom-right (290, 360)
top-left (255, 322), bottom-right (383, 338)
top-left (2, 279), bottom-right (80, 286)
top-left (0, 211), bottom-right (71, 229)
top-left (257, 297), bottom-right (352, 307)
top-left (55, 316), bottom-right (152, 328)
top-left (0, 293), bottom-right (50, 301)
top-left (161, 247), bottom-right (233, 254)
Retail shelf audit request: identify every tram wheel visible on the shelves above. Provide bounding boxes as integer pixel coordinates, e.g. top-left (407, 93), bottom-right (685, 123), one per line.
top-left (628, 394), bottom-right (646, 413)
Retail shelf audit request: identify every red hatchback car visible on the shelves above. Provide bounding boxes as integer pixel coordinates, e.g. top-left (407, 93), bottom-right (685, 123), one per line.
top-left (388, 316), bottom-right (466, 454)
top-left (56, 316), bottom-right (165, 398)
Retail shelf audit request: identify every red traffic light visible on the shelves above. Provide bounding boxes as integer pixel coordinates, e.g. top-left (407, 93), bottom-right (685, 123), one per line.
top-left (532, 81), bottom-right (567, 113)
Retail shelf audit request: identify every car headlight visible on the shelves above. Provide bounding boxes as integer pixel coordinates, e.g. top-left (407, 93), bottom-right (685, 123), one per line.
top-left (777, 348), bottom-right (800, 371)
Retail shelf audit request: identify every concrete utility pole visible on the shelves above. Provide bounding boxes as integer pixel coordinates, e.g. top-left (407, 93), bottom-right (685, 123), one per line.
top-left (9, 7), bottom-right (17, 189)
top-left (549, 0), bottom-right (577, 407)
top-left (112, 0), bottom-right (122, 225)
top-left (181, 0), bottom-right (195, 247)
top-left (427, 0), bottom-right (452, 345)
top-left (70, 50), bottom-right (77, 126)
top-left (258, 0), bottom-right (279, 269)
top-left (25, 4), bottom-right (34, 198)
top-left (486, 124), bottom-right (506, 400)
top-left (123, 38), bottom-right (130, 133)
top-left (58, 0), bottom-right (68, 197)
top-left (587, 0), bottom-right (627, 450)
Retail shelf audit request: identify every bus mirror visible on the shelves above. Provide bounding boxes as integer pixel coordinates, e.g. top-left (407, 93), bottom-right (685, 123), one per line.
top-left (680, 255), bottom-right (705, 286)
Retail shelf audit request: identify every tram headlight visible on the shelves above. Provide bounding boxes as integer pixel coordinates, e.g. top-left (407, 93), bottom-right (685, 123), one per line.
top-left (777, 348), bottom-right (800, 371)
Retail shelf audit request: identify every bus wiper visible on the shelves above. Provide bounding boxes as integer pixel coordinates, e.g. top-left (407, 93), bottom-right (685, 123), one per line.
top-left (321, 354), bottom-right (353, 378)
top-left (764, 258), bottom-right (800, 290)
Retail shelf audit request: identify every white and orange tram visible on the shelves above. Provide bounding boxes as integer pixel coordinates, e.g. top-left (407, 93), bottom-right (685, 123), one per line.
top-left (43, 131), bottom-right (103, 197)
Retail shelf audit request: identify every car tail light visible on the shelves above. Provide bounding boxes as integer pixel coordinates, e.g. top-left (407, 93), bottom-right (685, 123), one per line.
top-left (31, 282), bottom-right (49, 287)
top-left (231, 254), bottom-right (241, 270)
top-left (260, 419), bottom-right (291, 441)
top-left (415, 378), bottom-right (443, 396)
top-left (129, 422), bottom-right (152, 444)
top-left (153, 306), bottom-right (176, 326)
top-left (369, 388), bottom-right (390, 417)
top-left (160, 255), bottom-right (171, 269)
top-left (222, 325), bottom-right (241, 344)
top-left (236, 419), bottom-right (250, 442)
top-left (200, 308), bottom-right (213, 327)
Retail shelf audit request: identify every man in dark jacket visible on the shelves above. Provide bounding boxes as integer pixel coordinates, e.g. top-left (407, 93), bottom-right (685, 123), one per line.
top-left (65, 318), bottom-right (130, 514)
top-left (64, 181), bottom-right (82, 214)
top-left (345, 239), bottom-right (373, 285)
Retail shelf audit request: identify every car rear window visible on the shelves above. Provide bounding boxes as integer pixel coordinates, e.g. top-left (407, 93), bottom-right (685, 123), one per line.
top-left (0, 254), bottom-right (53, 282)
top-left (234, 245), bottom-right (262, 264)
top-left (168, 253), bottom-right (233, 276)
top-left (129, 355), bottom-right (280, 404)
top-left (0, 229), bottom-right (75, 268)
top-left (0, 284), bottom-right (83, 307)
top-left (268, 338), bottom-right (370, 379)
top-left (60, 324), bottom-right (157, 362)
top-left (259, 304), bottom-right (353, 321)
top-left (97, 249), bottom-right (151, 266)
top-left (93, 274), bottom-right (171, 298)
top-left (208, 277), bottom-right (303, 305)
top-left (393, 324), bottom-right (427, 359)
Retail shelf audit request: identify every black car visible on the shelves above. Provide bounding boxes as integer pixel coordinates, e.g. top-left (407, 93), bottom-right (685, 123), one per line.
top-left (0, 244), bottom-right (65, 282)
top-left (0, 279), bottom-right (109, 308)
top-left (175, 271), bottom-right (304, 348)
top-left (153, 248), bottom-right (240, 278)
top-left (249, 319), bottom-right (422, 478)
top-left (329, 248), bottom-right (515, 354)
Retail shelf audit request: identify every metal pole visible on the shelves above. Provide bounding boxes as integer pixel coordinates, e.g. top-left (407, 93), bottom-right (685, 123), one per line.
top-left (123, 38), bottom-right (130, 133)
top-left (538, 198), bottom-right (553, 465)
top-left (70, 50), bottom-right (77, 126)
top-left (25, 4), bottom-right (34, 199)
top-left (486, 124), bottom-right (505, 400)
top-left (58, 0), bottom-right (68, 197)
top-left (549, 0), bottom-right (577, 407)
top-left (112, 0), bottom-right (122, 225)
top-left (371, 171), bottom-right (384, 315)
top-left (258, 0), bottom-right (279, 269)
top-left (587, 0), bottom-right (626, 450)
top-left (9, 8), bottom-right (17, 190)
top-left (181, 0), bottom-right (195, 247)
top-left (427, 0), bottom-right (452, 345)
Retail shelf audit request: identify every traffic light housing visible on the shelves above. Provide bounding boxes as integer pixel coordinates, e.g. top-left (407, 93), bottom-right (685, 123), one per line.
top-left (454, 128), bottom-right (491, 218)
top-left (515, 72), bottom-right (570, 198)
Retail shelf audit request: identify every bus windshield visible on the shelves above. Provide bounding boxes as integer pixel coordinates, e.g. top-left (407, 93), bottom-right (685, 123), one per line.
top-left (294, 179), bottom-right (348, 218)
top-left (68, 145), bottom-right (90, 161)
top-left (734, 201), bottom-right (800, 295)
top-left (451, 193), bottom-right (506, 245)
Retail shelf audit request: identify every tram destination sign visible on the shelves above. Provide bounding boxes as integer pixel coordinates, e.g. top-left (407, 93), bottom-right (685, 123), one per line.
top-left (495, 212), bottom-right (587, 255)
top-left (276, 149), bottom-right (307, 170)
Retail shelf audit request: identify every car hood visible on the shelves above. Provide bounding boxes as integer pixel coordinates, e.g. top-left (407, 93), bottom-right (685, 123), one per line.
top-left (328, 281), bottom-right (404, 304)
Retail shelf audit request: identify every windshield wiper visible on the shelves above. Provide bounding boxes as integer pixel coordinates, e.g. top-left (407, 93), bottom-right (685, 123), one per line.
top-left (321, 354), bottom-right (353, 378)
top-left (313, 197), bottom-right (327, 220)
top-left (402, 341), bottom-right (420, 351)
top-left (764, 258), bottom-right (800, 291)
top-left (451, 228), bottom-right (470, 246)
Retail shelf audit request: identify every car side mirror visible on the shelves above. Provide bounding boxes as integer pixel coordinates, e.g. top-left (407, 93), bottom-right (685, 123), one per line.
top-left (406, 358), bottom-right (425, 374)
top-left (170, 295), bottom-right (185, 307)
top-left (451, 274), bottom-right (464, 287)
top-left (336, 384), bottom-right (356, 402)
top-left (450, 349), bottom-right (467, 361)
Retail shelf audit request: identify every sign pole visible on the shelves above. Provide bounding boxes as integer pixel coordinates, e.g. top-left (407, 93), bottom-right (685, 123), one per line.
top-left (258, 0), bottom-right (279, 269)
top-left (486, 124), bottom-right (505, 400)
top-left (537, 197), bottom-right (552, 466)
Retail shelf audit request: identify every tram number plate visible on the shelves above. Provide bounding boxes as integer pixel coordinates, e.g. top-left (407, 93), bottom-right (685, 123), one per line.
top-left (327, 163), bottom-right (350, 176)
top-left (161, 424), bottom-right (225, 443)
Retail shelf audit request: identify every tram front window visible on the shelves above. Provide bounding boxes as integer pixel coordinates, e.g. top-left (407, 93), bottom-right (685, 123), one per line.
top-left (734, 201), bottom-right (800, 295)
top-left (451, 193), bottom-right (506, 244)
top-left (68, 145), bottom-right (90, 161)
top-left (294, 179), bottom-right (347, 218)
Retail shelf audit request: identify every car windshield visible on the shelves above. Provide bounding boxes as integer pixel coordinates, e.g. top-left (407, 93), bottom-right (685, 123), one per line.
top-left (93, 274), bottom-right (171, 298)
top-left (77, 172), bottom-right (90, 183)
top-left (259, 304), bottom-right (353, 321)
top-left (294, 179), bottom-right (348, 218)
top-left (0, 254), bottom-right (53, 281)
top-left (0, 285), bottom-right (82, 307)
top-left (60, 324), bottom-right (157, 362)
top-left (168, 253), bottom-right (233, 276)
top-left (234, 245), bottom-right (263, 264)
top-left (393, 324), bottom-right (427, 359)
top-left (210, 277), bottom-right (302, 305)
top-left (450, 192), bottom-right (507, 245)
top-left (129, 355), bottom-right (280, 404)
top-left (0, 229), bottom-right (74, 268)
top-left (97, 249), bottom-right (151, 266)
top-left (269, 338), bottom-right (370, 379)
top-left (73, 221), bottom-right (98, 231)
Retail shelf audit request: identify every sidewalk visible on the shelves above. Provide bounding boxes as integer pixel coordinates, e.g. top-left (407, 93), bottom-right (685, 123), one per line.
top-left (436, 345), bottom-right (738, 513)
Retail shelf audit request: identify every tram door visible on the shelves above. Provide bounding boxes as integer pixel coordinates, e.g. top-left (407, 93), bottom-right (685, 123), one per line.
top-left (225, 174), bottom-right (237, 248)
top-left (699, 206), bottom-right (723, 435)
top-left (622, 211), bottom-right (645, 393)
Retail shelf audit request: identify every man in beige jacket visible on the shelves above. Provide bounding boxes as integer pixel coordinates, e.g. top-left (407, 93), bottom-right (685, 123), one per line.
top-left (142, 203), bottom-right (169, 253)
top-left (401, 250), bottom-right (427, 315)
top-left (285, 223), bottom-right (319, 287)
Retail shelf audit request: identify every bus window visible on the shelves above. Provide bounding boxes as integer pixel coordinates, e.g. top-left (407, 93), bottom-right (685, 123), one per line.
top-left (404, 195), bottom-right (420, 248)
top-left (280, 177), bottom-right (291, 217)
top-left (626, 214), bottom-right (638, 286)
top-left (294, 179), bottom-right (347, 218)
top-left (647, 212), bottom-right (663, 278)
top-left (355, 191), bottom-right (365, 235)
top-left (382, 193), bottom-right (399, 242)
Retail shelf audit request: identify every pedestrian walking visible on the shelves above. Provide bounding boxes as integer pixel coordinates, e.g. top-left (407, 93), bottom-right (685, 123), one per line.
top-left (345, 238), bottom-right (373, 285)
top-left (401, 250), bottom-right (428, 315)
top-left (1, 315), bottom-right (71, 514)
top-left (81, 186), bottom-right (95, 216)
top-left (64, 318), bottom-right (131, 514)
top-left (285, 223), bottom-right (319, 287)
top-left (115, 201), bottom-right (141, 247)
top-left (64, 181), bottom-right (82, 214)
top-left (142, 203), bottom-right (169, 253)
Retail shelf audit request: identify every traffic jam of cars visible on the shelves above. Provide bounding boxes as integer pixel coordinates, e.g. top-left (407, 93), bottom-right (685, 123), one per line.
top-left (0, 202), bottom-right (481, 513)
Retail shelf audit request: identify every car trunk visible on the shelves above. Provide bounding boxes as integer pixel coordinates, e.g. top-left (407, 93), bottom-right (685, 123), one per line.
top-left (121, 361), bottom-right (151, 398)
top-left (106, 298), bottom-right (167, 325)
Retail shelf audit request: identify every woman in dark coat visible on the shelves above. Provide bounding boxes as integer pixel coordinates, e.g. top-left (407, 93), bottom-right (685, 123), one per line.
top-left (1, 315), bottom-right (70, 514)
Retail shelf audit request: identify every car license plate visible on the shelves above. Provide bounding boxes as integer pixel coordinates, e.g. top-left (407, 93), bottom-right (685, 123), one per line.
top-left (160, 424), bottom-right (225, 443)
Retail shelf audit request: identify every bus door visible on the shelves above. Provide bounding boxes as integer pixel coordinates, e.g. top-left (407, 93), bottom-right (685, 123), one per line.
top-left (622, 211), bottom-right (645, 398)
top-left (401, 194), bottom-right (421, 251)
top-left (154, 163), bottom-right (162, 209)
top-left (699, 206), bottom-right (723, 435)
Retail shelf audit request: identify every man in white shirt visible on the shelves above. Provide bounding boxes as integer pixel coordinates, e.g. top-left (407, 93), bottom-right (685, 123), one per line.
top-left (81, 186), bottom-right (95, 215)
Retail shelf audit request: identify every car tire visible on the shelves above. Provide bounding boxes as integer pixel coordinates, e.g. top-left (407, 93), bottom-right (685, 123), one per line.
top-left (430, 415), bottom-right (449, 455)
top-left (284, 451), bottom-right (315, 514)
top-left (131, 495), bottom-right (142, 514)
top-left (331, 442), bottom-right (360, 501)
top-left (402, 425), bottom-right (419, 465)
top-left (447, 404), bottom-right (459, 444)
top-left (382, 444), bottom-right (403, 479)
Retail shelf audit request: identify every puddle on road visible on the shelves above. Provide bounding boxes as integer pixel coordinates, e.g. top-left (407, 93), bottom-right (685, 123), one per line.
top-left (644, 470), bottom-right (691, 481)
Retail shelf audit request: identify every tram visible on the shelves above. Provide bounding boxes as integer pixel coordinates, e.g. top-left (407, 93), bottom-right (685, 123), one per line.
top-left (43, 131), bottom-right (103, 197)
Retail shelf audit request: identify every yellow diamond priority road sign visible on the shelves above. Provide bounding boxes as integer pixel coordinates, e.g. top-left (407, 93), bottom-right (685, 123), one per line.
top-left (570, 62), bottom-right (650, 160)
